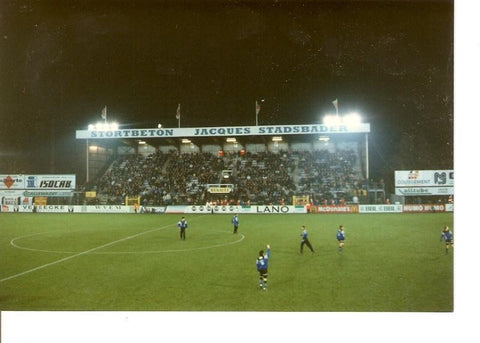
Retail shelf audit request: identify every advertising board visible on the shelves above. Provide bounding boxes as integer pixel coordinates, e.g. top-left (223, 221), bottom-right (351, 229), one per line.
top-left (314, 205), bottom-right (358, 213)
top-left (395, 187), bottom-right (454, 196)
top-left (1, 174), bottom-right (76, 196)
top-left (359, 204), bottom-right (403, 213)
top-left (395, 170), bottom-right (453, 187)
top-left (76, 123), bottom-right (371, 140)
top-left (403, 204), bottom-right (446, 213)
top-left (0, 175), bottom-right (25, 190)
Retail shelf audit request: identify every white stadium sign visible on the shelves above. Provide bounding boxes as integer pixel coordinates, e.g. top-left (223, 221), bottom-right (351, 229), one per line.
top-left (394, 170), bottom-right (453, 196)
top-left (394, 170), bottom-right (453, 187)
top-left (76, 123), bottom-right (370, 140)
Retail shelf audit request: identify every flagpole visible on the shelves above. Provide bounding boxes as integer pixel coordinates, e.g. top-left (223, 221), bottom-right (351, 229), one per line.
top-left (176, 103), bottom-right (181, 128)
top-left (333, 99), bottom-right (339, 118)
top-left (101, 105), bottom-right (107, 124)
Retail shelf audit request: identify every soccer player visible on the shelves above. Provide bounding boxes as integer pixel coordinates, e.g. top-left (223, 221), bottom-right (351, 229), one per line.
top-left (300, 225), bottom-right (314, 254)
top-left (177, 216), bottom-right (188, 240)
top-left (440, 225), bottom-right (453, 254)
top-left (231, 213), bottom-right (239, 234)
top-left (256, 244), bottom-right (271, 290)
top-left (336, 225), bottom-right (345, 253)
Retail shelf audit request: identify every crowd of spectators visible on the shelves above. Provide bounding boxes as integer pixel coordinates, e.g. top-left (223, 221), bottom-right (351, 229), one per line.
top-left (96, 154), bottom-right (148, 202)
top-left (94, 149), bottom-right (366, 206)
top-left (96, 151), bottom-right (233, 205)
top-left (296, 150), bottom-right (364, 205)
top-left (233, 151), bottom-right (296, 205)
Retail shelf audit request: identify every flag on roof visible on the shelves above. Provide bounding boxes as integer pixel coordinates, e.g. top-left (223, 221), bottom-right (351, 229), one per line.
top-left (176, 103), bottom-right (181, 120)
top-left (101, 106), bottom-right (107, 120)
top-left (332, 99), bottom-right (338, 111)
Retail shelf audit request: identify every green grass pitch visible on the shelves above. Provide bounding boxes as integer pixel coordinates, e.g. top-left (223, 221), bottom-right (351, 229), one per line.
top-left (0, 212), bottom-right (453, 311)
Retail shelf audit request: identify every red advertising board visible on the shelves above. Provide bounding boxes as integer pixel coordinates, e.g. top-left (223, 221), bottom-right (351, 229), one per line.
top-left (311, 205), bottom-right (358, 213)
top-left (403, 204), bottom-right (446, 213)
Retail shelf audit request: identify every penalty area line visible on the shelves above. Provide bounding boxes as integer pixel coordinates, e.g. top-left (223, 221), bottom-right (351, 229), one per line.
top-left (0, 225), bottom-right (173, 284)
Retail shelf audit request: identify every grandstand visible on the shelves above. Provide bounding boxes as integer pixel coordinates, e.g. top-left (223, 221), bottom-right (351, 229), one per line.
top-left (78, 123), bottom-right (376, 207)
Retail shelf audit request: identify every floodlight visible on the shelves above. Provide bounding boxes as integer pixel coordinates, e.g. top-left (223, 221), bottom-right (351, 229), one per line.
top-left (344, 112), bottom-right (362, 126)
top-left (323, 114), bottom-right (341, 126)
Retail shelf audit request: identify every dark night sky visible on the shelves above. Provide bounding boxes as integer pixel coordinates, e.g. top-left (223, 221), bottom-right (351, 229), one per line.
top-left (0, 0), bottom-right (453, 184)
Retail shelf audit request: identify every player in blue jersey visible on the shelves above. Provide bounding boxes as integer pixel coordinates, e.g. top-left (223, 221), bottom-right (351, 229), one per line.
top-left (231, 213), bottom-right (239, 234)
top-left (336, 225), bottom-right (345, 253)
top-left (440, 225), bottom-right (453, 254)
top-left (177, 216), bottom-right (188, 240)
top-left (256, 244), bottom-right (271, 290)
top-left (300, 225), bottom-right (314, 254)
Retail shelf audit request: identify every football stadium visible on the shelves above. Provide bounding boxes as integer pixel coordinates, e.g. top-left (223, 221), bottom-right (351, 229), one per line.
top-left (1, 1), bottom-right (462, 342)
top-left (0, 121), bottom-right (453, 312)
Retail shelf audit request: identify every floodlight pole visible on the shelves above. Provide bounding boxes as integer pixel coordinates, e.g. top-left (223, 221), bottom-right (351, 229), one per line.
top-left (86, 139), bottom-right (90, 183)
top-left (365, 133), bottom-right (369, 180)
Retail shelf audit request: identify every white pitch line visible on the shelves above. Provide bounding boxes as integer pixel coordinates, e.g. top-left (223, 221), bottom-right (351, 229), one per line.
top-left (0, 225), bottom-right (173, 283)
top-left (89, 232), bottom-right (245, 254)
top-left (10, 230), bottom-right (245, 255)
